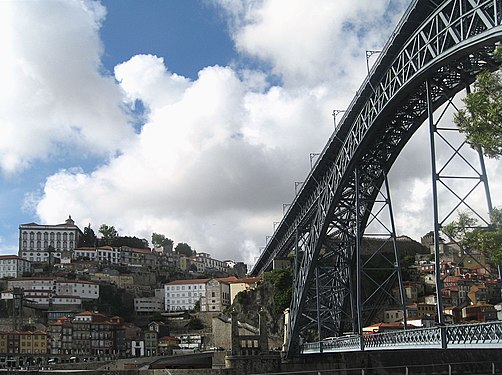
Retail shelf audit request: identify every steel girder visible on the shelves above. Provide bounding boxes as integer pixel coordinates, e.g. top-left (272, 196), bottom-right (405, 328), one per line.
top-left (251, 0), bottom-right (502, 358)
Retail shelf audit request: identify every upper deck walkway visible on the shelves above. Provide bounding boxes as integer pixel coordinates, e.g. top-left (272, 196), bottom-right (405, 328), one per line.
top-left (302, 321), bottom-right (502, 354)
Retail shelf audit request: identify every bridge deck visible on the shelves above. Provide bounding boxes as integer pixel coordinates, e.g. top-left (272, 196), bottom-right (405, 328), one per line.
top-left (302, 321), bottom-right (502, 354)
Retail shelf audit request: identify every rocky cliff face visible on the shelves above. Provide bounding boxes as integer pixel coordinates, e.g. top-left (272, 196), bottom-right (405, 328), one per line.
top-left (229, 269), bottom-right (292, 340)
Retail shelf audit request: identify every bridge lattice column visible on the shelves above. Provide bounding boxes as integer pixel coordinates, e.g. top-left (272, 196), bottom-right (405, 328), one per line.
top-left (427, 78), bottom-right (495, 348)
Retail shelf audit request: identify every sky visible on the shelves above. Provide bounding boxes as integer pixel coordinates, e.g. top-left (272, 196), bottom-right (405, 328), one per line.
top-left (1, 0), bottom-right (500, 266)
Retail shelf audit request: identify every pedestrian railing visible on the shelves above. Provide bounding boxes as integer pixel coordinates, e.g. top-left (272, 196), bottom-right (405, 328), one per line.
top-left (301, 321), bottom-right (502, 354)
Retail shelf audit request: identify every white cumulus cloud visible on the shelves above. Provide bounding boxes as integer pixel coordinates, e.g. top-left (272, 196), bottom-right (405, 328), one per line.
top-left (0, 0), bottom-right (135, 174)
top-left (13, 0), bottom-right (500, 266)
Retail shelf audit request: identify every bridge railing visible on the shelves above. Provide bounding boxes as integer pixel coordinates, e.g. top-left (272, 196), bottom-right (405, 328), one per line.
top-left (447, 321), bottom-right (502, 348)
top-left (301, 321), bottom-right (502, 354)
top-left (364, 326), bottom-right (442, 350)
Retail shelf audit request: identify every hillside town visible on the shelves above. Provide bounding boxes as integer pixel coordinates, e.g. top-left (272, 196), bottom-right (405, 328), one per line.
top-left (0, 216), bottom-right (501, 370)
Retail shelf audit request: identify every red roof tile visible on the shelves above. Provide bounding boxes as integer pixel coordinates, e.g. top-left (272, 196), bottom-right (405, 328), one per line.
top-left (167, 279), bottom-right (210, 285)
top-left (0, 255), bottom-right (24, 260)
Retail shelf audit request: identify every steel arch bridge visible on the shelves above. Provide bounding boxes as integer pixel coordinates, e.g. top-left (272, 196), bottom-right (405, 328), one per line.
top-left (250, 0), bottom-right (502, 358)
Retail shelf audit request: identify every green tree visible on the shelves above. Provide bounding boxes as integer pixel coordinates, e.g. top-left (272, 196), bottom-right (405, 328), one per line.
top-left (175, 242), bottom-right (193, 257)
top-left (454, 46), bottom-right (502, 158)
top-left (186, 317), bottom-right (204, 330)
top-left (442, 211), bottom-right (478, 243)
top-left (263, 268), bottom-right (293, 315)
top-left (189, 263), bottom-right (198, 272)
top-left (112, 236), bottom-right (148, 248)
top-left (443, 208), bottom-right (502, 265)
top-left (99, 224), bottom-right (119, 245)
top-left (79, 223), bottom-right (97, 247)
top-left (152, 233), bottom-right (174, 250)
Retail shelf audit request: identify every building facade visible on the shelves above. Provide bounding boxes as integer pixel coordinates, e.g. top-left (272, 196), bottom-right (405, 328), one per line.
top-left (19, 216), bottom-right (82, 263)
top-left (134, 297), bottom-right (164, 315)
top-left (48, 312), bottom-right (126, 361)
top-left (0, 331), bottom-right (48, 356)
top-left (227, 276), bottom-right (261, 304)
top-left (201, 279), bottom-right (230, 312)
top-left (165, 279), bottom-right (207, 311)
top-left (7, 277), bottom-right (99, 307)
top-left (195, 253), bottom-right (229, 273)
top-left (0, 255), bottom-right (31, 279)
top-left (165, 278), bottom-right (231, 312)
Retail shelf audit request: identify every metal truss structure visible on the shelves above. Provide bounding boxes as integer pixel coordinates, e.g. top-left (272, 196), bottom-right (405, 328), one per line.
top-left (251, 0), bottom-right (502, 358)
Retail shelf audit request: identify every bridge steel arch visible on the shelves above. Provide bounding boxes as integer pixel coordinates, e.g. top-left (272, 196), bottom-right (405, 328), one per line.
top-left (251, 0), bottom-right (502, 358)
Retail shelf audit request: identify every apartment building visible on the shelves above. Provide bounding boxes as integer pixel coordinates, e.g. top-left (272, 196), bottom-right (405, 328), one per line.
top-left (225, 276), bottom-right (261, 304)
top-left (0, 255), bottom-right (31, 279)
top-left (0, 331), bottom-right (48, 356)
top-left (74, 246), bottom-right (97, 261)
top-left (98, 246), bottom-right (121, 264)
top-left (48, 312), bottom-right (126, 360)
top-left (195, 253), bottom-right (229, 273)
top-left (165, 278), bottom-right (231, 312)
top-left (7, 277), bottom-right (99, 307)
top-left (121, 247), bottom-right (156, 267)
top-left (56, 280), bottom-right (99, 299)
top-left (165, 279), bottom-right (207, 311)
top-left (8, 277), bottom-right (55, 294)
top-left (201, 279), bottom-right (230, 312)
top-left (134, 297), bottom-right (164, 315)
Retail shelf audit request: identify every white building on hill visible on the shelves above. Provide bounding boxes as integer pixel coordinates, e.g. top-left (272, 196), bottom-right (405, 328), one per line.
top-left (7, 277), bottom-right (99, 307)
top-left (164, 278), bottom-right (231, 312)
top-left (0, 255), bottom-right (31, 278)
top-left (19, 216), bottom-right (82, 263)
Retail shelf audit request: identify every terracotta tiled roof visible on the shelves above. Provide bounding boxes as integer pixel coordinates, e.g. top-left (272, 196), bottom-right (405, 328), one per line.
top-left (364, 322), bottom-right (415, 330)
top-left (0, 255), bottom-right (23, 260)
top-left (132, 248), bottom-right (153, 254)
top-left (216, 276), bottom-right (239, 283)
top-left (239, 276), bottom-right (262, 284)
top-left (55, 280), bottom-right (97, 285)
top-left (167, 279), bottom-right (210, 285)
top-left (76, 311), bottom-right (105, 317)
top-left (159, 336), bottom-right (179, 341)
top-left (167, 276), bottom-right (262, 285)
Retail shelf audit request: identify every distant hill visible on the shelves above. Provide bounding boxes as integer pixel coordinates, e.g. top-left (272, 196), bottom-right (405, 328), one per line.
top-left (361, 235), bottom-right (429, 257)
